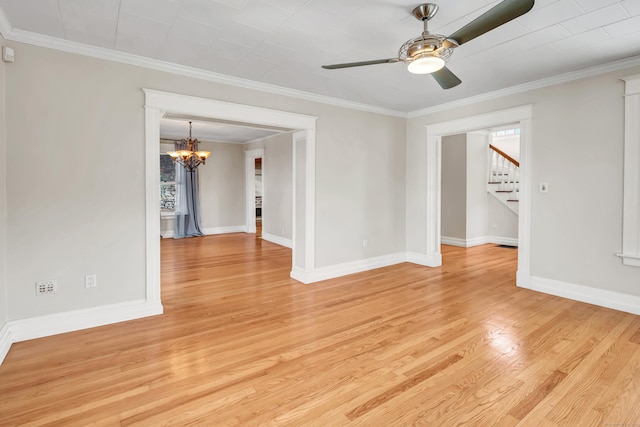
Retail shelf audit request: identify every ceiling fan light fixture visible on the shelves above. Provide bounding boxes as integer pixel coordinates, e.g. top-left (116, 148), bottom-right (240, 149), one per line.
top-left (407, 54), bottom-right (445, 74)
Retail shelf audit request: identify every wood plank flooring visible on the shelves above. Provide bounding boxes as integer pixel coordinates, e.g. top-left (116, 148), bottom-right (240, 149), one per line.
top-left (1, 233), bottom-right (640, 425)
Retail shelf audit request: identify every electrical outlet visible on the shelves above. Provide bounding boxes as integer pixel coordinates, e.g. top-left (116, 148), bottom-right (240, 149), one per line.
top-left (35, 280), bottom-right (57, 296)
top-left (539, 182), bottom-right (549, 193)
top-left (85, 274), bottom-right (97, 288)
top-left (363, 239), bottom-right (368, 248)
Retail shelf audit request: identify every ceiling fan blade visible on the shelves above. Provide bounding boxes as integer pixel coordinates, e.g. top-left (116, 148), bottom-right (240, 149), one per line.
top-left (432, 67), bottom-right (462, 90)
top-left (322, 58), bottom-right (399, 69)
top-left (446, 0), bottom-right (534, 47)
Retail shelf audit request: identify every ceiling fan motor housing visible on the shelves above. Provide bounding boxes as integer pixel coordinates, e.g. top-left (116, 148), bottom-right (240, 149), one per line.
top-left (399, 34), bottom-right (453, 64)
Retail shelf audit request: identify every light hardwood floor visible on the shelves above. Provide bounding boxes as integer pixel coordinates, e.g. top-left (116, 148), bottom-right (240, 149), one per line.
top-left (1, 233), bottom-right (640, 426)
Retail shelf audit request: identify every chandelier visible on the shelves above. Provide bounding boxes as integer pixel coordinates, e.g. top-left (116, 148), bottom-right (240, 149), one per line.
top-left (167, 121), bottom-right (210, 171)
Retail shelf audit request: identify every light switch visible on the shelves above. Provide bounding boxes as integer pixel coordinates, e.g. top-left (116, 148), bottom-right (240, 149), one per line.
top-left (2, 46), bottom-right (14, 63)
top-left (539, 182), bottom-right (549, 193)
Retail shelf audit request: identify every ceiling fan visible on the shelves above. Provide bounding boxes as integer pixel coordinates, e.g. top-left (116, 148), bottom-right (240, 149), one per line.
top-left (322, 0), bottom-right (535, 89)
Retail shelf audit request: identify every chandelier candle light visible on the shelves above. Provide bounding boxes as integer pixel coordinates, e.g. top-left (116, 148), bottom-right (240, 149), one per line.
top-left (167, 121), bottom-right (210, 171)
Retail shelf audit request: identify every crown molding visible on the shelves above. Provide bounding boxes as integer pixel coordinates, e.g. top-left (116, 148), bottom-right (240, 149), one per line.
top-left (3, 28), bottom-right (408, 118)
top-left (0, 6), bottom-right (11, 38)
top-left (4, 14), bottom-right (640, 121)
top-left (408, 54), bottom-right (640, 118)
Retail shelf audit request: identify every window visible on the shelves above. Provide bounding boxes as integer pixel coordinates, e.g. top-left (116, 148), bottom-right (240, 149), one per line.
top-left (160, 153), bottom-right (176, 215)
top-left (492, 127), bottom-right (520, 137)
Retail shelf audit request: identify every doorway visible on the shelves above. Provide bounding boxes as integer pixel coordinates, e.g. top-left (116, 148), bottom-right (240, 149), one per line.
top-left (255, 157), bottom-right (262, 238)
top-left (144, 90), bottom-right (318, 307)
top-left (424, 104), bottom-right (533, 288)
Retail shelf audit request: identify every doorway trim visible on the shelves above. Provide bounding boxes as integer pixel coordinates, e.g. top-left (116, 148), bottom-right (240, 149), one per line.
top-left (244, 149), bottom-right (264, 234)
top-left (144, 89), bottom-right (318, 304)
top-left (424, 104), bottom-right (533, 288)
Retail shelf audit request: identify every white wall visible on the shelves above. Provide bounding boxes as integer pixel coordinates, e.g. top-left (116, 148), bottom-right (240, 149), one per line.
top-left (247, 133), bottom-right (293, 242)
top-left (408, 65), bottom-right (640, 296)
top-left (441, 134), bottom-right (466, 239)
top-left (487, 196), bottom-right (518, 239)
top-left (3, 40), bottom-right (406, 321)
top-left (492, 133), bottom-right (520, 163)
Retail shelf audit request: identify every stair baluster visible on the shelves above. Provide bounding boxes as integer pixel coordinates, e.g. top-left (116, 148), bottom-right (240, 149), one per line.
top-left (488, 144), bottom-right (520, 212)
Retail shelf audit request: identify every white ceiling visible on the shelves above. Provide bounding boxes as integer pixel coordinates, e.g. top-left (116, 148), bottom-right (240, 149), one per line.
top-left (160, 115), bottom-right (286, 143)
top-left (1, 0), bottom-right (640, 113)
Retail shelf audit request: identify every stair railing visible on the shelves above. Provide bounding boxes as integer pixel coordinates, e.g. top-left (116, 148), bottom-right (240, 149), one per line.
top-left (488, 144), bottom-right (519, 201)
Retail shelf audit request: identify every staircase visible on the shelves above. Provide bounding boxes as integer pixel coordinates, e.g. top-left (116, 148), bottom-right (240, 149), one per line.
top-left (488, 144), bottom-right (519, 214)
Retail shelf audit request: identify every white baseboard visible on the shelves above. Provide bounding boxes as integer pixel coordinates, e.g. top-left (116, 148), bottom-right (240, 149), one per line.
top-left (516, 270), bottom-right (531, 289)
top-left (162, 225), bottom-right (247, 239)
top-left (406, 252), bottom-right (442, 267)
top-left (441, 235), bottom-right (518, 248)
top-left (290, 267), bottom-right (314, 284)
top-left (440, 236), bottom-right (467, 247)
top-left (0, 322), bottom-right (11, 366)
top-left (527, 276), bottom-right (640, 316)
top-left (0, 299), bottom-right (163, 365)
top-left (262, 233), bottom-right (293, 248)
top-left (296, 253), bottom-right (408, 284)
top-left (202, 225), bottom-right (246, 235)
top-left (291, 251), bottom-right (445, 284)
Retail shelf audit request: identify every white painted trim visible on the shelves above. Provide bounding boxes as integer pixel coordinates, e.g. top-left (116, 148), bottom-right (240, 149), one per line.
top-left (244, 148), bottom-right (264, 234)
top-left (162, 226), bottom-right (247, 239)
top-left (300, 253), bottom-right (407, 284)
top-left (406, 252), bottom-right (442, 267)
top-left (517, 118), bottom-right (533, 285)
top-left (423, 105), bottom-right (533, 287)
top-left (617, 254), bottom-right (640, 267)
top-left (617, 75), bottom-right (640, 268)
top-left (425, 135), bottom-right (442, 262)
top-left (0, 300), bottom-right (162, 365)
top-left (528, 276), bottom-right (640, 316)
top-left (145, 90), bottom-right (317, 296)
top-left (441, 236), bottom-right (519, 247)
top-left (0, 322), bottom-right (10, 365)
top-left (427, 105), bottom-right (534, 136)
top-left (262, 233), bottom-right (293, 249)
top-left (440, 236), bottom-right (468, 247)
top-left (290, 267), bottom-right (315, 284)
top-left (290, 130), bottom-right (316, 278)
top-left (1, 21), bottom-right (639, 118)
top-left (304, 131), bottom-right (316, 273)
top-left (4, 29), bottom-right (405, 118)
top-left (409, 55), bottom-right (640, 117)
top-left (202, 226), bottom-right (247, 235)
top-left (145, 90), bottom-right (317, 131)
top-left (145, 107), bottom-right (162, 304)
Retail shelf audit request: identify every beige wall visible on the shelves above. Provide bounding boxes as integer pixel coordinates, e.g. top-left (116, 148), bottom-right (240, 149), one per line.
top-left (3, 40), bottom-right (406, 320)
top-left (441, 134), bottom-right (466, 239)
top-left (408, 65), bottom-right (640, 295)
top-left (198, 140), bottom-right (245, 230)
